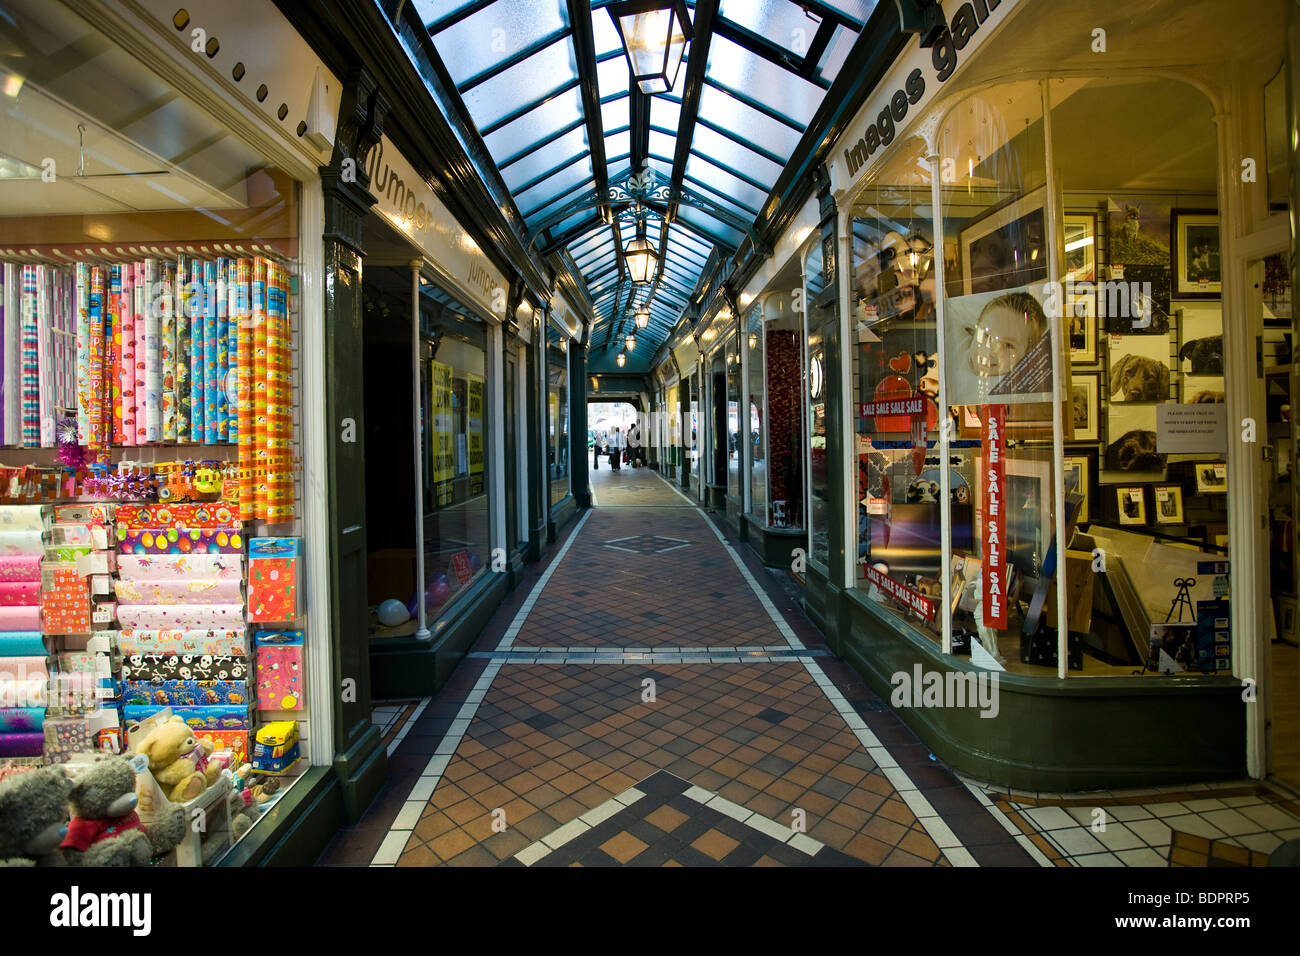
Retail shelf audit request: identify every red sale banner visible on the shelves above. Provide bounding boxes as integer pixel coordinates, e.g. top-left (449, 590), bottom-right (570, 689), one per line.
top-left (863, 564), bottom-right (936, 622)
top-left (982, 405), bottom-right (1007, 628)
top-left (859, 396), bottom-right (926, 419)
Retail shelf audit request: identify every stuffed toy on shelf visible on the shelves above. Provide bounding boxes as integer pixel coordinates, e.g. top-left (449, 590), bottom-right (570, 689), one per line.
top-left (132, 715), bottom-right (221, 803)
top-left (0, 766), bottom-right (72, 867)
top-left (59, 755), bottom-right (187, 866)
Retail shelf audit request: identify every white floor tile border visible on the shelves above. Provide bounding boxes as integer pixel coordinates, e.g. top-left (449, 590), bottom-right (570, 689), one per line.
top-left (513, 787), bottom-right (647, 866)
top-left (497, 508), bottom-right (594, 650)
top-left (386, 697), bottom-right (433, 757)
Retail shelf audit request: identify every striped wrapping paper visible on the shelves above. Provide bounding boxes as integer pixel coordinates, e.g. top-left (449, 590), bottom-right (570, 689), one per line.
top-left (54, 271), bottom-right (71, 419)
top-left (144, 259), bottom-right (162, 442)
top-left (204, 259), bottom-right (219, 444)
top-left (75, 263), bottom-right (90, 443)
top-left (118, 264), bottom-right (136, 445)
top-left (235, 259), bottom-right (253, 517)
top-left (19, 265), bottom-right (38, 447)
top-left (87, 266), bottom-right (106, 449)
top-left (160, 260), bottom-right (176, 441)
top-left (174, 256), bottom-right (190, 442)
top-left (134, 262), bottom-right (150, 444)
top-left (0, 265), bottom-right (4, 443)
top-left (215, 258), bottom-right (229, 442)
top-left (252, 258), bottom-right (268, 516)
top-left (108, 266), bottom-right (122, 443)
top-left (36, 265), bottom-right (54, 447)
top-left (267, 261), bottom-right (293, 519)
top-left (3, 263), bottom-right (18, 444)
top-left (191, 258), bottom-right (206, 443)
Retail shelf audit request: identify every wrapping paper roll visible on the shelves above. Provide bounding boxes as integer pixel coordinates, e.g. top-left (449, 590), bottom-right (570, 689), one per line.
top-left (107, 265), bottom-right (121, 443)
top-left (116, 526), bottom-right (243, 554)
top-left (204, 259), bottom-right (218, 444)
top-left (0, 656), bottom-right (44, 679)
top-left (0, 531), bottom-right (44, 555)
top-left (0, 707), bottom-right (43, 732)
top-left (122, 704), bottom-right (248, 730)
top-left (114, 628), bottom-right (248, 657)
top-left (144, 259), bottom-right (162, 442)
top-left (75, 263), bottom-right (90, 443)
top-left (267, 261), bottom-right (294, 519)
top-left (216, 258), bottom-right (229, 442)
top-left (116, 503), bottom-right (238, 528)
top-left (253, 258), bottom-right (269, 517)
top-left (0, 582), bottom-right (40, 606)
top-left (118, 264), bottom-right (136, 445)
top-left (121, 655), bottom-right (246, 681)
top-left (122, 680), bottom-right (247, 706)
top-left (0, 632), bottom-right (46, 655)
top-left (88, 266), bottom-right (106, 449)
top-left (3, 263), bottom-right (18, 444)
top-left (0, 507), bottom-right (46, 531)
top-left (135, 262), bottom-right (150, 444)
top-left (189, 257), bottom-right (205, 442)
top-left (36, 265), bottom-right (54, 447)
top-left (114, 604), bottom-right (246, 628)
top-left (20, 264), bottom-right (38, 447)
top-left (175, 255), bottom-right (190, 441)
top-left (0, 607), bottom-right (42, 631)
top-left (116, 554), bottom-right (243, 580)
top-left (0, 733), bottom-right (45, 756)
top-left (161, 260), bottom-right (177, 441)
top-left (113, 578), bottom-right (243, 605)
top-left (236, 258), bottom-right (253, 517)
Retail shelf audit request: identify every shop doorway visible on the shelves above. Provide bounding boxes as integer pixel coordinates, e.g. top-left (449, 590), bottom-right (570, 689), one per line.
top-left (1253, 250), bottom-right (1300, 789)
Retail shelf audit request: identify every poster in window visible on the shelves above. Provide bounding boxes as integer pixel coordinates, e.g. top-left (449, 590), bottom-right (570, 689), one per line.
top-left (943, 283), bottom-right (1054, 406)
top-left (467, 374), bottom-right (484, 495)
top-left (431, 360), bottom-right (454, 506)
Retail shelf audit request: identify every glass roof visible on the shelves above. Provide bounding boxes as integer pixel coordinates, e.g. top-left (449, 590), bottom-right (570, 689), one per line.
top-left (389, 0), bottom-right (879, 371)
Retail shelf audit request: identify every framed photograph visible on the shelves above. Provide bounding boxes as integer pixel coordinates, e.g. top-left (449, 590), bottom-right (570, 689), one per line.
top-left (1005, 455), bottom-right (1053, 573)
top-left (1116, 486), bottom-right (1147, 525)
top-left (960, 185), bottom-right (1049, 296)
top-left (944, 283), bottom-right (1055, 406)
top-left (1069, 374), bottom-right (1100, 441)
top-left (1062, 450), bottom-right (1097, 524)
top-left (1109, 264), bottom-right (1171, 335)
top-left (1108, 333), bottom-right (1171, 402)
top-left (1194, 461), bottom-right (1228, 494)
top-left (1104, 403), bottom-right (1165, 480)
top-left (1067, 290), bottom-right (1099, 364)
top-left (1108, 195), bottom-right (1172, 266)
top-left (1153, 485), bottom-right (1184, 524)
top-left (1171, 209), bottom-right (1221, 298)
top-left (1149, 622), bottom-right (1198, 673)
top-left (1063, 213), bottom-right (1096, 283)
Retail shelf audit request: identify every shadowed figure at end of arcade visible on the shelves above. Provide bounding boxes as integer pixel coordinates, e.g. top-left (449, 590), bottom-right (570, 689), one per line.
top-left (608, 426), bottom-right (622, 471)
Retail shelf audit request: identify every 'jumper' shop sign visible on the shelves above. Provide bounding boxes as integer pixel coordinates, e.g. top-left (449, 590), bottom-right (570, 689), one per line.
top-left (981, 405), bottom-right (1007, 628)
top-left (864, 564), bottom-right (936, 622)
top-left (829, 0), bottom-right (1023, 193)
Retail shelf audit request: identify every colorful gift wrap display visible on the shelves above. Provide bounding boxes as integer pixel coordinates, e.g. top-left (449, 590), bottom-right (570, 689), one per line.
top-left (115, 553), bottom-right (242, 581)
top-left (43, 717), bottom-right (92, 762)
top-left (114, 603), bottom-right (246, 628)
top-left (122, 704), bottom-right (249, 730)
top-left (113, 628), bottom-right (247, 657)
top-left (248, 537), bottom-right (298, 623)
top-left (121, 680), bottom-right (248, 707)
top-left (255, 631), bottom-right (303, 711)
top-left (195, 728), bottom-right (247, 765)
top-left (40, 566), bottom-right (91, 635)
top-left (116, 526), bottom-right (243, 554)
top-left (113, 578), bottom-right (244, 605)
top-left (121, 655), bottom-right (247, 682)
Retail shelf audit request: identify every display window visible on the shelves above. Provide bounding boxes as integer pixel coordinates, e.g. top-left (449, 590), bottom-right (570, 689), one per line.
top-left (726, 336), bottom-right (742, 501)
top-left (746, 309), bottom-right (766, 522)
top-left (806, 241), bottom-right (833, 570)
top-left (842, 39), bottom-right (1243, 679)
top-left (688, 373), bottom-right (699, 495)
top-left (760, 290), bottom-right (806, 531)
top-left (548, 333), bottom-right (570, 505)
top-left (0, 0), bottom-right (313, 864)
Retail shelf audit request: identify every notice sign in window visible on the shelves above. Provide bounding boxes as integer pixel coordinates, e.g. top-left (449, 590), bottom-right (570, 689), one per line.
top-left (1157, 403), bottom-right (1227, 455)
top-left (982, 405), bottom-right (1007, 629)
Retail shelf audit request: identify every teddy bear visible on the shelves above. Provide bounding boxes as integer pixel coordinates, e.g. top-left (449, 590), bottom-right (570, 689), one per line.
top-left (59, 756), bottom-right (187, 866)
top-left (0, 766), bottom-right (72, 866)
top-left (132, 715), bottom-right (221, 803)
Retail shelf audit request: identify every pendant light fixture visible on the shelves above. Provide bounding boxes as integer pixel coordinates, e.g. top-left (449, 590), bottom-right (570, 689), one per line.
top-left (625, 333), bottom-right (637, 352)
top-left (634, 307), bottom-right (650, 330)
top-left (624, 225), bottom-right (656, 285)
top-left (608, 0), bottom-right (694, 95)
top-left (616, 351), bottom-right (627, 368)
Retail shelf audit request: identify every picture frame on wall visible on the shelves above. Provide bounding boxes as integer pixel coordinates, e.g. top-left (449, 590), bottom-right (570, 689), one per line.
top-left (1171, 209), bottom-right (1221, 298)
top-left (1070, 373), bottom-right (1100, 441)
top-left (1116, 486), bottom-right (1147, 525)
top-left (1153, 484), bottom-right (1184, 524)
top-left (1064, 213), bottom-right (1097, 283)
top-left (1067, 290), bottom-right (1099, 364)
top-left (1062, 450), bottom-right (1097, 524)
top-left (960, 186), bottom-right (1049, 296)
top-left (1194, 461), bottom-right (1228, 493)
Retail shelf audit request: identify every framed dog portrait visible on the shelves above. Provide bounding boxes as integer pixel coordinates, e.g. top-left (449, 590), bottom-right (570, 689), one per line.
top-left (1104, 403), bottom-right (1166, 481)
top-left (1153, 485), bottom-right (1184, 524)
top-left (1116, 486), bottom-right (1147, 525)
top-left (960, 186), bottom-right (1050, 296)
top-left (1070, 374), bottom-right (1100, 441)
top-left (1172, 210), bottom-right (1221, 298)
top-left (1194, 461), bottom-right (1228, 493)
top-left (1108, 334), bottom-right (1171, 402)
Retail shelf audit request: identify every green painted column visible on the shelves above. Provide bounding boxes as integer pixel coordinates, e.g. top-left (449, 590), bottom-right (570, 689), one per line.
top-left (570, 342), bottom-right (591, 508)
top-left (525, 302), bottom-right (546, 561)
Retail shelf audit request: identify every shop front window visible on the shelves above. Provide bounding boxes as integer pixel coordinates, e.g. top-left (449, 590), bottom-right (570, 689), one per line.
top-left (548, 338), bottom-right (570, 505)
top-left (806, 241), bottom-right (832, 569)
top-left (747, 309), bottom-right (766, 521)
top-left (764, 290), bottom-right (805, 530)
top-left (727, 336), bottom-right (742, 501)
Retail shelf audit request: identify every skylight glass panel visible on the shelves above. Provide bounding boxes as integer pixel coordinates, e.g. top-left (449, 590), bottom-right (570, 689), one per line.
top-left (705, 34), bottom-right (821, 128)
top-left (460, 38), bottom-right (578, 129)
top-left (438, 2), bottom-right (569, 88)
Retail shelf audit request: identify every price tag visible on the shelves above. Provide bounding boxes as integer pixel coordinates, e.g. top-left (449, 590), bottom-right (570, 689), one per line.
top-left (92, 608), bottom-right (114, 625)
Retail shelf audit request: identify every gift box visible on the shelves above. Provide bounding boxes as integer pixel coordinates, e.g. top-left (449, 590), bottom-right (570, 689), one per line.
top-left (194, 728), bottom-right (248, 765)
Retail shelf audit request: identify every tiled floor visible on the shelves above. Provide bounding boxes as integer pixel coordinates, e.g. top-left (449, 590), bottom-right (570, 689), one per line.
top-left (326, 466), bottom-right (1029, 867)
top-left (332, 466), bottom-right (1300, 868)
